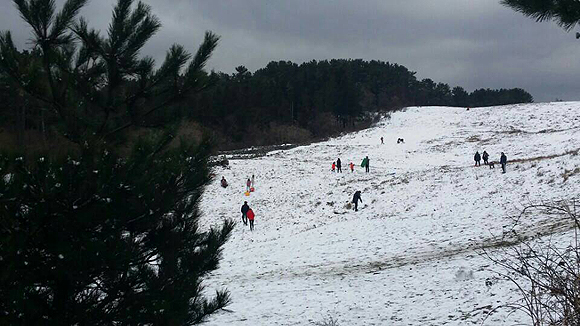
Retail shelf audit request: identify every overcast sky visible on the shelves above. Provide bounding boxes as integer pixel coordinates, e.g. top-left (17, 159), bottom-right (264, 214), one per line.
top-left (1, 0), bottom-right (579, 102)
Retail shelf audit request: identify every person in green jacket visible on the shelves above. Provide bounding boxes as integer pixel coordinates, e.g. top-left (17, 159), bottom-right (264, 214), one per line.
top-left (361, 156), bottom-right (370, 173)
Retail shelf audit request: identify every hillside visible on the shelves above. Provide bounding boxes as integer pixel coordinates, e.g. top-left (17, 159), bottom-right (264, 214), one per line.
top-left (199, 102), bottom-right (580, 325)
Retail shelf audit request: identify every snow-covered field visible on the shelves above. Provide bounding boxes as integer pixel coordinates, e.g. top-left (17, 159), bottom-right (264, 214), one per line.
top-left (200, 102), bottom-right (580, 325)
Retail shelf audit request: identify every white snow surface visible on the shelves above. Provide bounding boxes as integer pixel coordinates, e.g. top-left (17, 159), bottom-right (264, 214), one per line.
top-left (200, 102), bottom-right (580, 325)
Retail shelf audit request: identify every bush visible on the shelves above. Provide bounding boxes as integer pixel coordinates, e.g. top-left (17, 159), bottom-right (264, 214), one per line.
top-left (484, 200), bottom-right (580, 325)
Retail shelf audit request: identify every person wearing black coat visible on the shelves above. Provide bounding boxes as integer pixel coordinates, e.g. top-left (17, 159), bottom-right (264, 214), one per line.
top-left (474, 151), bottom-right (481, 166)
top-left (500, 152), bottom-right (507, 173)
top-left (336, 158), bottom-right (342, 173)
top-left (482, 151), bottom-right (489, 165)
top-left (365, 156), bottom-right (370, 173)
top-left (241, 201), bottom-right (249, 225)
top-left (352, 191), bottom-right (362, 211)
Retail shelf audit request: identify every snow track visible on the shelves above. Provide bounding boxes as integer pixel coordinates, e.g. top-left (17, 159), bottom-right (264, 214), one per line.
top-left (200, 102), bottom-right (580, 325)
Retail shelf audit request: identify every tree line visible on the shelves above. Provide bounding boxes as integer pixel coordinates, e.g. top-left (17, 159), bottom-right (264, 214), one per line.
top-left (1, 53), bottom-right (533, 150)
top-left (185, 59), bottom-right (532, 148)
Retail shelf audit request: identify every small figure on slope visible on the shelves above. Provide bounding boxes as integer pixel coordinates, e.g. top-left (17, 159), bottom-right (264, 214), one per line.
top-left (361, 156), bottom-right (370, 173)
top-left (482, 151), bottom-right (489, 165)
top-left (331, 162), bottom-right (336, 172)
top-left (246, 178), bottom-right (252, 192)
top-left (500, 152), bottom-right (507, 174)
top-left (336, 158), bottom-right (342, 173)
top-left (381, 137), bottom-right (384, 144)
top-left (247, 208), bottom-right (255, 231)
top-left (241, 201), bottom-right (249, 225)
top-left (349, 162), bottom-right (354, 172)
top-left (251, 174), bottom-right (255, 187)
top-left (221, 176), bottom-right (228, 188)
top-left (474, 151), bottom-right (481, 167)
top-left (352, 191), bottom-right (363, 212)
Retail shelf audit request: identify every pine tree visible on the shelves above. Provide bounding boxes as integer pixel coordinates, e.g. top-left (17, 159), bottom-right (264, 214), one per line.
top-left (0, 0), bottom-right (233, 325)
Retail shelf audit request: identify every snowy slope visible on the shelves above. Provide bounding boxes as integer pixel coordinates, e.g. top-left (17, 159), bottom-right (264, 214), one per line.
top-left (199, 102), bottom-right (580, 325)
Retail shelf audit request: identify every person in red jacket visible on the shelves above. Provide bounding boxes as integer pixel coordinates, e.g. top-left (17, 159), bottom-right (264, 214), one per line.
top-left (247, 208), bottom-right (255, 231)
top-left (331, 162), bottom-right (336, 172)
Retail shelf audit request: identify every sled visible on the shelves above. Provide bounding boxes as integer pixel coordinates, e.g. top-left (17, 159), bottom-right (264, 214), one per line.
top-left (250, 187), bottom-right (255, 192)
top-left (244, 191), bottom-right (250, 196)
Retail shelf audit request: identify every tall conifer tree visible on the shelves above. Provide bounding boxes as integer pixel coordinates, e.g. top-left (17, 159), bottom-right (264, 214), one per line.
top-left (0, 1), bottom-right (233, 325)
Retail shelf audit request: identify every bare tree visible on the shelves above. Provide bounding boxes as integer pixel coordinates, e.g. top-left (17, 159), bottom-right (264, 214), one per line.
top-left (483, 200), bottom-right (580, 325)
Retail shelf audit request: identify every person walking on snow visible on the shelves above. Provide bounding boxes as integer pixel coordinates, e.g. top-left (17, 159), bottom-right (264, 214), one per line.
top-left (221, 176), bottom-right (228, 188)
top-left (381, 137), bottom-right (384, 144)
top-left (247, 208), bottom-right (255, 231)
top-left (482, 151), bottom-right (489, 165)
top-left (251, 174), bottom-right (255, 187)
top-left (349, 162), bottom-right (354, 172)
top-left (500, 152), bottom-right (507, 174)
top-left (246, 178), bottom-right (252, 192)
top-left (352, 191), bottom-right (363, 211)
top-left (331, 162), bottom-right (336, 172)
top-left (241, 201), bottom-right (249, 225)
top-left (363, 156), bottom-right (370, 173)
top-left (474, 151), bottom-right (481, 166)
top-left (336, 158), bottom-right (342, 173)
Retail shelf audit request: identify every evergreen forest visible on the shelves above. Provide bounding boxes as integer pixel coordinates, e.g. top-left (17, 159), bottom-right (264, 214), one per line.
top-left (1, 52), bottom-right (533, 151)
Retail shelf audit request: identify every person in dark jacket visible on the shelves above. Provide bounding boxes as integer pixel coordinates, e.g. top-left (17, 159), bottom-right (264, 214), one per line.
top-left (241, 201), bottom-right (249, 225)
top-left (364, 156), bottom-right (370, 173)
top-left (221, 176), bottom-right (228, 188)
top-left (352, 191), bottom-right (363, 211)
top-left (336, 158), bottom-right (342, 173)
top-left (500, 152), bottom-right (507, 173)
top-left (474, 151), bottom-right (481, 166)
top-left (482, 151), bottom-right (489, 165)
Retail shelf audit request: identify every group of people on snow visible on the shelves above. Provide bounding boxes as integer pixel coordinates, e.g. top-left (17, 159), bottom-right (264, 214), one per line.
top-left (221, 175), bottom-right (257, 230)
top-left (222, 174), bottom-right (256, 190)
top-left (228, 140), bottom-right (512, 232)
top-left (240, 201), bottom-right (255, 231)
top-left (332, 156), bottom-right (369, 173)
top-left (474, 150), bottom-right (508, 173)
top-left (380, 136), bottom-right (405, 145)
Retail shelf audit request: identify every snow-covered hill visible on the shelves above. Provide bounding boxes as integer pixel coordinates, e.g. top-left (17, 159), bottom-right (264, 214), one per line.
top-left (200, 102), bottom-right (580, 325)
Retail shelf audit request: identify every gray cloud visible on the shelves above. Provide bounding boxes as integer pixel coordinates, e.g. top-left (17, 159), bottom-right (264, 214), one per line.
top-left (1, 0), bottom-right (579, 102)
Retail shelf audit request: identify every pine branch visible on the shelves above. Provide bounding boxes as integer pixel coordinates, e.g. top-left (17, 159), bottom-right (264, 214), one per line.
top-left (50, 0), bottom-right (89, 45)
top-left (501, 0), bottom-right (580, 31)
